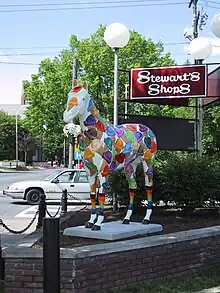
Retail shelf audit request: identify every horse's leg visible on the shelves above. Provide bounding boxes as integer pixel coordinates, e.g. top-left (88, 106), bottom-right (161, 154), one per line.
top-left (91, 176), bottom-right (107, 231)
top-left (85, 174), bottom-right (98, 228)
top-left (142, 160), bottom-right (153, 224)
top-left (122, 166), bottom-right (137, 225)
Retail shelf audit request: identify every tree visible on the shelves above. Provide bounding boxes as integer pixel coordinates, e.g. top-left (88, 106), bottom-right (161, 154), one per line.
top-left (23, 25), bottom-right (175, 160)
top-left (18, 128), bottom-right (36, 165)
top-left (202, 104), bottom-right (220, 155)
top-left (185, 58), bottom-right (191, 65)
top-left (0, 110), bottom-right (16, 160)
top-left (0, 110), bottom-right (36, 162)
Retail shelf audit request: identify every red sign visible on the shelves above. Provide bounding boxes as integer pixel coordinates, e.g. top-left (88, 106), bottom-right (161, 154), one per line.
top-left (203, 66), bottom-right (220, 106)
top-left (131, 65), bottom-right (207, 99)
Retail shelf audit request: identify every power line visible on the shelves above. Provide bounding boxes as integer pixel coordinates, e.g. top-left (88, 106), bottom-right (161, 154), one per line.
top-left (208, 5), bottom-right (220, 8)
top-left (207, 0), bottom-right (220, 5)
top-left (0, 42), bottom-right (189, 51)
top-left (0, 46), bottom-right (68, 50)
top-left (0, 61), bottom-right (39, 65)
top-left (0, 52), bottom-right (60, 56)
top-left (0, 0), bottom-right (184, 7)
top-left (0, 2), bottom-right (188, 12)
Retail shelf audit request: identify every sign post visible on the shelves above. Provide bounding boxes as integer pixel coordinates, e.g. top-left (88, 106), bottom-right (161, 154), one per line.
top-left (130, 64), bottom-right (207, 152)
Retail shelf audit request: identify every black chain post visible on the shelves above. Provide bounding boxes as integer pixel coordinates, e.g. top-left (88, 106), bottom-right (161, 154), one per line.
top-left (61, 189), bottom-right (68, 216)
top-left (0, 237), bottom-right (4, 282)
top-left (43, 217), bottom-right (60, 293)
top-left (36, 193), bottom-right (46, 229)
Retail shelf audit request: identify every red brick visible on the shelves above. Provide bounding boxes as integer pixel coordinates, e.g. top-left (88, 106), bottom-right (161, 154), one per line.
top-left (7, 282), bottom-right (22, 288)
top-left (114, 279), bottom-right (126, 286)
top-left (24, 282), bottom-right (42, 288)
top-left (64, 283), bottom-right (73, 289)
top-left (107, 274), bottom-right (120, 282)
top-left (34, 276), bottom-right (43, 282)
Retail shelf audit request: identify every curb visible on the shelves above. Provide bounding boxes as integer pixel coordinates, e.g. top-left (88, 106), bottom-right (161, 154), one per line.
top-left (194, 286), bottom-right (220, 293)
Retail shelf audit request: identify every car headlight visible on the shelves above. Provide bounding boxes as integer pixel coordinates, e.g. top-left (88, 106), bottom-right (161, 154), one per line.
top-left (8, 186), bottom-right (19, 190)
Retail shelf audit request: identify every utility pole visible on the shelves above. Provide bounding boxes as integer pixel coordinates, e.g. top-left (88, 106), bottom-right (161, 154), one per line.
top-left (189, 0), bottom-right (203, 155)
top-left (68, 59), bottom-right (78, 169)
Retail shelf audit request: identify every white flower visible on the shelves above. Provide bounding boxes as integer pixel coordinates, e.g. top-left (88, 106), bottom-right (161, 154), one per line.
top-left (63, 123), bottom-right (82, 137)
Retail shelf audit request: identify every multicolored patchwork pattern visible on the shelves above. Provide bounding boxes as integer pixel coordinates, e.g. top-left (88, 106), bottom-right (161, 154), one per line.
top-left (63, 81), bottom-right (157, 230)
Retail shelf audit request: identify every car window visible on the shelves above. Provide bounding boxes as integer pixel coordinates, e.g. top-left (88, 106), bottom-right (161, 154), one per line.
top-left (43, 170), bottom-right (61, 181)
top-left (77, 171), bottom-right (89, 183)
top-left (57, 171), bottom-right (76, 183)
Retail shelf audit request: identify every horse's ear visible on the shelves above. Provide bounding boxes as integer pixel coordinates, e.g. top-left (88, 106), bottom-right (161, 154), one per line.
top-left (73, 79), bottom-right (78, 87)
top-left (83, 81), bottom-right (88, 90)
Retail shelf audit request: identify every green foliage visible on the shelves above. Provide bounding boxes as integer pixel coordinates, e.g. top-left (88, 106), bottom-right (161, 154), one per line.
top-left (108, 153), bottom-right (220, 209)
top-left (203, 104), bottom-right (220, 156)
top-left (0, 110), bottom-right (36, 162)
top-left (18, 126), bottom-right (37, 164)
top-left (23, 25), bottom-right (175, 159)
top-left (0, 110), bottom-right (16, 160)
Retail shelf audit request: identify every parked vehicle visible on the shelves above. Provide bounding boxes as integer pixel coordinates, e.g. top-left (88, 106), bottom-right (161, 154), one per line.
top-left (3, 169), bottom-right (90, 205)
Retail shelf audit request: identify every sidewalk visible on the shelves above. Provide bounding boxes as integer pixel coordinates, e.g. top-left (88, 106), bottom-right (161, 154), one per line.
top-left (0, 218), bottom-right (37, 248)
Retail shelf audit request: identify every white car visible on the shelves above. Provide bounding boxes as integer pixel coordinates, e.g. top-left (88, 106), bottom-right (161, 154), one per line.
top-left (3, 169), bottom-right (91, 205)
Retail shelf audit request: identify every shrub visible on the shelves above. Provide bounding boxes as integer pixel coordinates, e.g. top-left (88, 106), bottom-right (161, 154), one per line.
top-left (107, 153), bottom-right (220, 209)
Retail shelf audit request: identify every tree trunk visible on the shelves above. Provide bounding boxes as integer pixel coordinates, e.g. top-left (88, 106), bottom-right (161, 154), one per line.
top-left (24, 151), bottom-right (27, 166)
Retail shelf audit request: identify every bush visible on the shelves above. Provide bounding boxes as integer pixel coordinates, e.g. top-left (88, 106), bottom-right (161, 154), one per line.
top-left (107, 153), bottom-right (220, 209)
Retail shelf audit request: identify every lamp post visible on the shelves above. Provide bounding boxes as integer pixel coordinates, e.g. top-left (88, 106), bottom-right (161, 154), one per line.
top-left (211, 13), bottom-right (220, 38)
top-left (104, 22), bottom-right (130, 125)
top-left (188, 37), bottom-right (212, 155)
top-left (15, 105), bottom-right (28, 169)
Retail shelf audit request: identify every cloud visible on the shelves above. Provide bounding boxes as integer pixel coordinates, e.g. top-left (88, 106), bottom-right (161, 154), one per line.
top-left (184, 37), bottom-right (220, 57)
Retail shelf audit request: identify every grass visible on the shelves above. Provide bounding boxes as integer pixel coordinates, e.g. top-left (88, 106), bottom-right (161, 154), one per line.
top-left (111, 265), bottom-right (220, 293)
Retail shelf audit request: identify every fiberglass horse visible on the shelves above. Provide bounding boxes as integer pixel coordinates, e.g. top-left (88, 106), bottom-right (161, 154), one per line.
top-left (63, 80), bottom-right (157, 231)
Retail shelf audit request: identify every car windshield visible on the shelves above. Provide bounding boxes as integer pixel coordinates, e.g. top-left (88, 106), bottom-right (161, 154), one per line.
top-left (43, 170), bottom-right (62, 181)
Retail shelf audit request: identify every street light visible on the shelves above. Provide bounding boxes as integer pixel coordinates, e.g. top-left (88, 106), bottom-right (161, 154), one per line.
top-left (188, 37), bottom-right (212, 155)
top-left (104, 22), bottom-right (130, 125)
top-left (16, 105), bottom-right (28, 169)
top-left (189, 37), bottom-right (212, 60)
top-left (211, 13), bottom-right (220, 38)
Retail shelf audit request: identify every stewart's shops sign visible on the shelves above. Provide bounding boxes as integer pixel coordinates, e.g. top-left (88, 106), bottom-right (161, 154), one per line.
top-left (130, 65), bottom-right (207, 100)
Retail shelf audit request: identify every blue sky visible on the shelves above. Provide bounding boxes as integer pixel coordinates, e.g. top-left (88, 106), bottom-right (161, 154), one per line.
top-left (0, 0), bottom-right (219, 104)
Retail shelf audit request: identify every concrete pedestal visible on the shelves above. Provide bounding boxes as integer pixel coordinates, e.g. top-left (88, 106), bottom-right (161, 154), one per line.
top-left (63, 221), bottom-right (163, 241)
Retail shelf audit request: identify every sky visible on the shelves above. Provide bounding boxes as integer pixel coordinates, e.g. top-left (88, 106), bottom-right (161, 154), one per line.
top-left (0, 0), bottom-right (220, 104)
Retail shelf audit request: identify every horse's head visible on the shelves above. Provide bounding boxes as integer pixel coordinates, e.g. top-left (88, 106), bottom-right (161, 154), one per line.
top-left (63, 80), bottom-right (89, 123)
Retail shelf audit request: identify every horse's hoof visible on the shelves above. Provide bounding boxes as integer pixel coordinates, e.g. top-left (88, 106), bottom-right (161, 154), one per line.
top-left (122, 219), bottom-right (130, 225)
top-left (91, 224), bottom-right (101, 231)
top-left (142, 219), bottom-right (150, 225)
top-left (85, 222), bottom-right (94, 229)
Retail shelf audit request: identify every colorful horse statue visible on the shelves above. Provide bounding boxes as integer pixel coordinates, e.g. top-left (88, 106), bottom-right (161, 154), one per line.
top-left (63, 80), bottom-right (157, 231)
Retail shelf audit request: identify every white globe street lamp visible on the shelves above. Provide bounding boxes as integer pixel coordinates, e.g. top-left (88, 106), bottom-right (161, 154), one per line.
top-left (189, 37), bottom-right (212, 60)
top-left (104, 22), bottom-right (130, 125)
top-left (188, 37), bottom-right (212, 155)
top-left (211, 13), bottom-right (220, 38)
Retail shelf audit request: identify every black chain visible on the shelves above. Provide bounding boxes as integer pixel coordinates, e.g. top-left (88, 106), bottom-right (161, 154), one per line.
top-left (0, 211), bottom-right (39, 234)
top-left (67, 192), bottom-right (87, 213)
top-left (46, 205), bottom-right (61, 218)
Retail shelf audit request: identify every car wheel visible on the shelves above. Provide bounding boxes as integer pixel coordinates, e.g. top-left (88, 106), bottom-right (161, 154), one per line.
top-left (26, 189), bottom-right (41, 205)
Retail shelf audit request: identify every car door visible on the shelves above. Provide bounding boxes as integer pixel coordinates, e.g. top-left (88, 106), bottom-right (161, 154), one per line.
top-left (51, 170), bottom-right (78, 199)
top-left (73, 170), bottom-right (90, 200)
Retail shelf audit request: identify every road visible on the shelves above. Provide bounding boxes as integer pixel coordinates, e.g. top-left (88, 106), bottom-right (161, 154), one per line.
top-left (0, 169), bottom-right (82, 248)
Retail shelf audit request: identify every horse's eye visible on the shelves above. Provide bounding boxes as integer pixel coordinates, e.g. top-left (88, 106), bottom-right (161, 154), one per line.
top-left (82, 98), bottom-right (85, 101)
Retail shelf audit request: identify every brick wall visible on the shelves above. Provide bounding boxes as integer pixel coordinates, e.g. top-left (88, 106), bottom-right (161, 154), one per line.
top-left (4, 259), bottom-right (73, 293)
top-left (3, 228), bottom-right (220, 293)
top-left (72, 236), bottom-right (220, 293)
